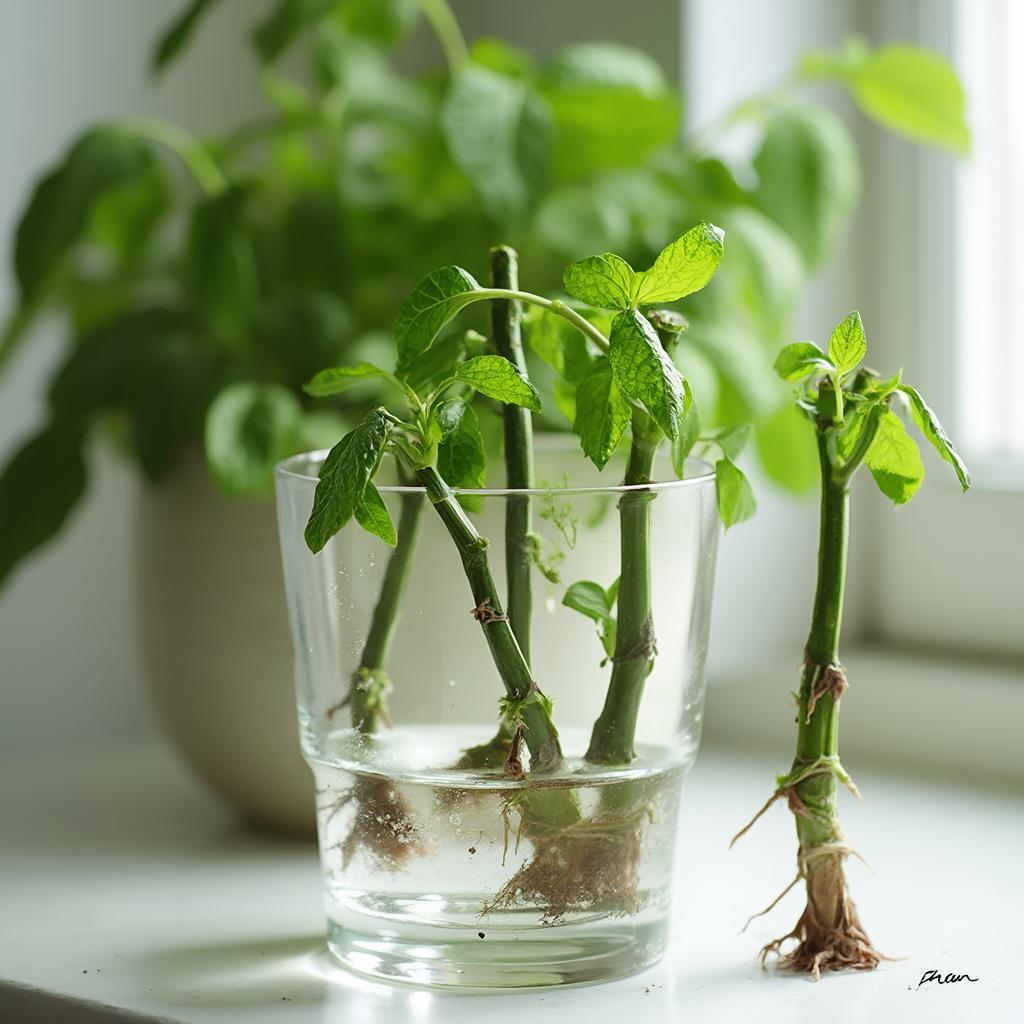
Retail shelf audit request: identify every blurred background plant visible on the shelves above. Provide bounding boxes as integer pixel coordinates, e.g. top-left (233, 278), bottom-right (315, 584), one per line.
top-left (0, 0), bottom-right (968, 585)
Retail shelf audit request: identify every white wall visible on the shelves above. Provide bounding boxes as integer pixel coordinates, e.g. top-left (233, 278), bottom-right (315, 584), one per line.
top-left (0, 1), bottom-right (265, 756)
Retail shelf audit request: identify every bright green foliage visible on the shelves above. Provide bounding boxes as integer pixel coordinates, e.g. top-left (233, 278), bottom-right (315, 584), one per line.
top-left (609, 309), bottom-right (687, 439)
top-left (634, 222), bottom-right (725, 305)
top-left (715, 456), bottom-right (758, 529)
top-left (563, 254), bottom-right (635, 310)
top-left (828, 311), bottom-right (867, 376)
top-left (573, 358), bottom-right (630, 469)
top-left (562, 578), bottom-right (618, 664)
top-left (204, 382), bottom-right (303, 496)
top-left (671, 401), bottom-right (701, 478)
top-left (304, 362), bottom-right (392, 397)
top-left (803, 41), bottom-right (970, 153)
top-left (453, 354), bottom-right (541, 411)
top-left (753, 107), bottom-right (860, 271)
top-left (899, 384), bottom-right (971, 492)
top-left (304, 408), bottom-right (393, 553)
top-left (353, 482), bottom-right (398, 546)
top-left (442, 65), bottom-right (552, 225)
top-left (776, 311), bottom-right (969, 506)
top-left (395, 266), bottom-right (482, 365)
top-left (436, 399), bottom-right (487, 491)
top-left (865, 410), bottom-right (924, 505)
top-left (0, 4), bottom-right (971, 585)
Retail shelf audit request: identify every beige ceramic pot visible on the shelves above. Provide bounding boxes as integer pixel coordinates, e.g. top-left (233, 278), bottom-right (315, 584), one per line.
top-left (135, 449), bottom-right (315, 835)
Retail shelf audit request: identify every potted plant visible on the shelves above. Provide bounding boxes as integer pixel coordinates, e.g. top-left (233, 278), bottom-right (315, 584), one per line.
top-left (275, 224), bottom-right (754, 986)
top-left (731, 313), bottom-right (970, 978)
top-left (0, 0), bottom-right (967, 831)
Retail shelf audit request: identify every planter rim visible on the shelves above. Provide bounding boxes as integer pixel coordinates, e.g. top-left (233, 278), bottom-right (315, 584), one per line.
top-left (275, 442), bottom-right (716, 497)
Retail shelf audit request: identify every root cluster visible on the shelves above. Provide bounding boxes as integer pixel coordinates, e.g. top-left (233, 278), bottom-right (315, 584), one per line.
top-left (319, 775), bottom-right (422, 871)
top-left (483, 802), bottom-right (651, 922)
top-left (761, 852), bottom-right (883, 980)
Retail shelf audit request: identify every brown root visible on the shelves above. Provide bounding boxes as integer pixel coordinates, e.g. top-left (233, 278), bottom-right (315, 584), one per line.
top-left (761, 851), bottom-right (883, 980)
top-left (483, 802), bottom-right (651, 923)
top-left (319, 775), bottom-right (423, 872)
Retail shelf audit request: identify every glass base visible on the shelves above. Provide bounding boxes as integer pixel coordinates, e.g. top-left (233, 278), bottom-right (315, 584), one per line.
top-left (326, 896), bottom-right (668, 989)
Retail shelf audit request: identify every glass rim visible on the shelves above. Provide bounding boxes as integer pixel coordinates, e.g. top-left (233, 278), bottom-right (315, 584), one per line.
top-left (274, 440), bottom-right (716, 497)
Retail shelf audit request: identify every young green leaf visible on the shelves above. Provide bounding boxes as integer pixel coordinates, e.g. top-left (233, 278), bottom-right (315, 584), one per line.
top-left (634, 222), bottom-right (725, 305)
top-left (573, 356), bottom-right (631, 468)
top-left (14, 128), bottom-right (152, 303)
top-left (395, 266), bottom-right (481, 366)
top-left (562, 580), bottom-right (612, 622)
top-left (437, 400), bottom-right (487, 500)
top-left (715, 456), bottom-right (757, 529)
top-left (354, 482), bottom-right (397, 547)
top-left (774, 341), bottom-right (833, 382)
top-left (441, 65), bottom-right (552, 225)
top-left (526, 307), bottom-right (595, 383)
top-left (305, 408), bottom-right (392, 553)
top-left (0, 425), bottom-right (87, 587)
top-left (848, 46), bottom-right (970, 153)
top-left (671, 401), bottom-right (701, 478)
top-left (899, 384), bottom-right (971, 492)
top-left (152, 0), bottom-right (220, 73)
top-left (562, 253), bottom-right (635, 309)
top-left (204, 382), bottom-right (302, 496)
top-left (865, 409), bottom-right (924, 505)
top-left (304, 362), bottom-right (391, 397)
top-left (609, 309), bottom-right (686, 439)
top-left (828, 311), bottom-right (867, 376)
top-left (753, 106), bottom-right (860, 270)
top-left (453, 354), bottom-right (541, 411)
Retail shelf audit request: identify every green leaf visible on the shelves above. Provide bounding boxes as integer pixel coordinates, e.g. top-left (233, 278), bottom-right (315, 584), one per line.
top-left (437, 400), bottom-right (487, 491)
top-left (304, 362), bottom-right (391, 398)
top-left (305, 408), bottom-right (393, 553)
top-left (339, 0), bottom-right (420, 44)
top-left (899, 384), bottom-right (970, 492)
top-left (634, 222), bottom-right (725, 305)
top-left (715, 456), bottom-right (757, 529)
top-left (865, 409), bottom-right (924, 505)
top-left (774, 341), bottom-right (833, 382)
top-left (562, 253), bottom-right (635, 310)
top-left (14, 127), bottom-right (152, 303)
top-left (828, 310), bottom-right (867, 375)
top-left (441, 65), bottom-right (551, 225)
top-left (705, 423), bottom-right (752, 459)
top-left (753, 106), bottom-right (860, 270)
top-left (850, 46), bottom-right (970, 153)
top-left (0, 425), bottom-right (87, 587)
top-left (187, 185), bottom-right (257, 340)
top-left (544, 43), bottom-right (666, 93)
top-left (453, 355), bottom-right (541, 411)
top-left (562, 580), bottom-right (613, 623)
top-left (756, 403), bottom-right (818, 494)
top-left (609, 309), bottom-right (685, 439)
top-left (204, 382), bottom-right (303, 496)
top-left (543, 85), bottom-right (680, 178)
top-left (573, 356), bottom-right (631, 469)
top-left (251, 0), bottom-right (335, 63)
top-left (401, 330), bottom-right (472, 390)
top-left (152, 0), bottom-right (220, 72)
top-left (394, 265), bottom-right (481, 367)
top-left (525, 307), bottom-right (595, 384)
top-left (354, 482), bottom-right (397, 547)
top-left (671, 401), bottom-right (701, 478)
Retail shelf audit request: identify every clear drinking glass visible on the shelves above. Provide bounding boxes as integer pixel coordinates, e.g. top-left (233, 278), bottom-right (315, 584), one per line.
top-left (275, 440), bottom-right (720, 989)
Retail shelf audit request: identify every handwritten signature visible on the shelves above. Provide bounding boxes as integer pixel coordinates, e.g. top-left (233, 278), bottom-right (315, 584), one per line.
top-left (917, 969), bottom-right (979, 989)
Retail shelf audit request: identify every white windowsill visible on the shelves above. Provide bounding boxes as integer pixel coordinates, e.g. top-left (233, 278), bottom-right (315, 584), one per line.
top-left (2, 675), bottom-right (1021, 1023)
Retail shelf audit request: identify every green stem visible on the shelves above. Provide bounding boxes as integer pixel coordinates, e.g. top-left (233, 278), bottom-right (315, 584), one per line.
top-left (791, 435), bottom-right (850, 850)
top-left (417, 0), bottom-right (469, 72)
top-left (585, 413), bottom-right (661, 764)
top-left (472, 290), bottom-right (610, 354)
top-left (414, 464), bottom-right (564, 774)
top-left (120, 118), bottom-right (226, 195)
top-left (349, 482), bottom-right (425, 733)
top-left (490, 246), bottom-right (534, 663)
